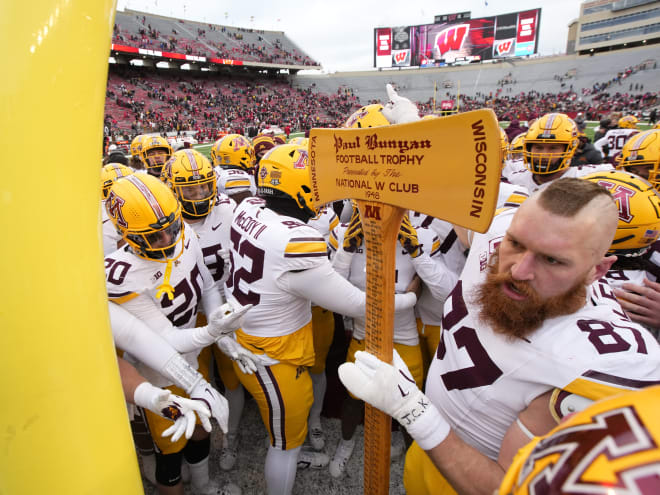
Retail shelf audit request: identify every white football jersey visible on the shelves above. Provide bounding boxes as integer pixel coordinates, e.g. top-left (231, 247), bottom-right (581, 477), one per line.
top-left (414, 226), bottom-right (454, 327)
top-left (105, 229), bottom-right (215, 386)
top-left (425, 208), bottom-right (660, 460)
top-left (187, 194), bottom-right (236, 287)
top-left (226, 197), bottom-right (328, 337)
top-left (331, 223), bottom-right (421, 345)
top-left (504, 162), bottom-right (614, 193)
top-left (307, 205), bottom-right (339, 244)
top-left (101, 201), bottom-right (122, 256)
top-left (407, 214), bottom-right (467, 279)
top-left (594, 128), bottom-right (640, 158)
top-left (215, 166), bottom-right (256, 197)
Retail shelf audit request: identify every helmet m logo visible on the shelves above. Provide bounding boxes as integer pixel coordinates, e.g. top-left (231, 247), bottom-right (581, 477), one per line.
top-left (364, 204), bottom-right (381, 220)
top-left (106, 190), bottom-right (128, 228)
top-left (523, 406), bottom-right (657, 494)
top-left (293, 149), bottom-right (308, 169)
top-left (435, 24), bottom-right (469, 57)
top-left (597, 180), bottom-right (635, 223)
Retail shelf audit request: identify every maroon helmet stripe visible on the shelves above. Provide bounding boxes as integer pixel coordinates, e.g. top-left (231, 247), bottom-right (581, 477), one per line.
top-left (184, 149), bottom-right (201, 174)
top-left (126, 175), bottom-right (165, 219)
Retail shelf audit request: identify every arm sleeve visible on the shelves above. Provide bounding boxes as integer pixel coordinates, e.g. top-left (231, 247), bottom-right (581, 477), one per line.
top-left (109, 302), bottom-right (204, 392)
top-left (119, 294), bottom-right (218, 353)
top-left (278, 262), bottom-right (416, 317)
top-left (331, 246), bottom-right (354, 279)
top-left (411, 254), bottom-right (458, 302)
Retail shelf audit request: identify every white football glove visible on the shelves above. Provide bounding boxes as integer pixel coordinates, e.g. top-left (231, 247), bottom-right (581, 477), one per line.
top-left (216, 335), bottom-right (279, 374)
top-left (338, 349), bottom-right (449, 450)
top-left (189, 379), bottom-right (229, 434)
top-left (133, 382), bottom-right (211, 442)
top-left (381, 83), bottom-right (421, 125)
top-left (206, 302), bottom-right (252, 339)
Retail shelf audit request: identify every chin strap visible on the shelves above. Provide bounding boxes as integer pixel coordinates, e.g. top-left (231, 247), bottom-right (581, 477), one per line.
top-left (155, 233), bottom-right (186, 301)
top-left (156, 259), bottom-right (175, 301)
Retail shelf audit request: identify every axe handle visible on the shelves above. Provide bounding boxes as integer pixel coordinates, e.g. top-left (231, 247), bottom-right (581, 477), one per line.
top-left (356, 199), bottom-right (405, 495)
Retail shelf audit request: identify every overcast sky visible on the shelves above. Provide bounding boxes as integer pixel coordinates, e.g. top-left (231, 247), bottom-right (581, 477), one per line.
top-left (115, 0), bottom-right (583, 72)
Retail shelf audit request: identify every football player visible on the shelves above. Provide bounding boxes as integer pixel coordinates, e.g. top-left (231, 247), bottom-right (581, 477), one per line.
top-left (252, 134), bottom-right (276, 166)
top-left (100, 162), bottom-right (133, 255)
top-left (136, 135), bottom-right (173, 178)
top-left (582, 170), bottom-right (660, 335)
top-left (162, 149), bottom-right (265, 472)
top-left (338, 178), bottom-right (660, 495)
top-left (594, 115), bottom-right (640, 164)
top-left (226, 143), bottom-right (417, 495)
top-left (104, 173), bottom-right (248, 495)
top-left (503, 113), bottom-right (613, 192)
top-left (616, 129), bottom-right (660, 189)
top-left (305, 204), bottom-right (340, 451)
top-left (210, 133), bottom-right (257, 205)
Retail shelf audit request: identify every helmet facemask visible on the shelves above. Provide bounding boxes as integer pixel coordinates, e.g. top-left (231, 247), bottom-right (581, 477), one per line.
top-left (125, 213), bottom-right (183, 260)
top-left (175, 177), bottom-right (217, 219)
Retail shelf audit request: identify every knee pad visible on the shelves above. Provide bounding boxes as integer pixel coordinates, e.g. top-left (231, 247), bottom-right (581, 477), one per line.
top-left (154, 451), bottom-right (183, 486)
top-left (182, 435), bottom-right (210, 465)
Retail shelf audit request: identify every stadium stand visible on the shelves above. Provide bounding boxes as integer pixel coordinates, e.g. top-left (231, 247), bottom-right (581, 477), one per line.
top-left (104, 10), bottom-right (659, 145)
top-left (112, 9), bottom-right (319, 67)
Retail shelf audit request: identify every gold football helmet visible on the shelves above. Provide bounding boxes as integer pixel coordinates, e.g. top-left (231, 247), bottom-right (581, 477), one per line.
top-left (508, 132), bottom-right (526, 161)
top-left (500, 127), bottom-right (509, 165)
top-left (582, 169), bottom-right (660, 255)
top-left (162, 149), bottom-right (217, 219)
top-left (252, 135), bottom-right (277, 163)
top-left (499, 386), bottom-right (660, 495)
top-left (616, 130), bottom-right (660, 190)
top-left (618, 114), bottom-right (639, 129)
top-left (257, 143), bottom-right (315, 216)
top-left (130, 134), bottom-right (145, 158)
top-left (210, 133), bottom-right (255, 171)
top-left (288, 136), bottom-right (309, 146)
top-left (344, 104), bottom-right (390, 128)
top-left (105, 174), bottom-right (183, 262)
top-left (523, 113), bottom-right (578, 174)
top-left (101, 163), bottom-right (133, 200)
top-left (138, 135), bottom-right (173, 176)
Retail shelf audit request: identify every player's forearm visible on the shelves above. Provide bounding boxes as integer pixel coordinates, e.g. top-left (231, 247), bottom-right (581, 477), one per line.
top-left (411, 254), bottom-right (457, 302)
top-left (425, 430), bottom-right (505, 495)
top-left (281, 263), bottom-right (416, 317)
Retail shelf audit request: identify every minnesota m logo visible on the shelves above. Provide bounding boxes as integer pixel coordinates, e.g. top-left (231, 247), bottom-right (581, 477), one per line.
top-left (364, 204), bottom-right (381, 220)
top-left (105, 191), bottom-right (128, 229)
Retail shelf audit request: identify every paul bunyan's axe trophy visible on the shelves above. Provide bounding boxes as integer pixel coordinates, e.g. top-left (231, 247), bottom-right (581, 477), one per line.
top-left (308, 109), bottom-right (502, 494)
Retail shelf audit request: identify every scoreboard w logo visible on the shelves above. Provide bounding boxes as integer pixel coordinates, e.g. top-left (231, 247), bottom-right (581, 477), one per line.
top-left (435, 24), bottom-right (469, 56)
top-left (496, 40), bottom-right (513, 56)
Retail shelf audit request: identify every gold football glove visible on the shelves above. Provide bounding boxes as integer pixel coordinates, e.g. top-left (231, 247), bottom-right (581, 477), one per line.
top-left (398, 215), bottom-right (422, 258)
top-left (343, 205), bottom-right (364, 253)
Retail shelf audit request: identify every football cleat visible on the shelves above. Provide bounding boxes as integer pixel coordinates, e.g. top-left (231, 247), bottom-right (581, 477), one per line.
top-left (329, 437), bottom-right (355, 478)
top-left (297, 447), bottom-right (330, 470)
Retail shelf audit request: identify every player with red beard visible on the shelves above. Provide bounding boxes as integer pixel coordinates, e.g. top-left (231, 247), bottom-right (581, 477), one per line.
top-left (338, 178), bottom-right (660, 495)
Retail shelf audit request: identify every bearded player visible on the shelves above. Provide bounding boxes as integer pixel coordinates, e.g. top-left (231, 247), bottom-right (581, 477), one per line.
top-left (338, 178), bottom-right (660, 495)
